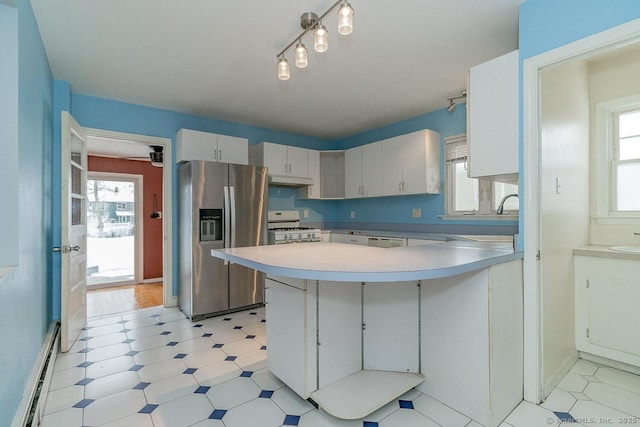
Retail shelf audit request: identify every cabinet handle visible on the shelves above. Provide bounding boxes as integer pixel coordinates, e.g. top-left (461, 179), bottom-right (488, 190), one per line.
top-left (361, 185), bottom-right (365, 195)
top-left (402, 181), bottom-right (406, 192)
top-left (213, 150), bottom-right (217, 161)
top-left (289, 164), bottom-right (292, 173)
top-left (398, 182), bottom-right (402, 192)
top-left (219, 150), bottom-right (222, 161)
top-left (284, 163), bottom-right (288, 173)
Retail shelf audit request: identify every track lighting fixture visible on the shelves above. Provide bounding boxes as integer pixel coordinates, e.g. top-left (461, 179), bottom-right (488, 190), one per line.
top-left (276, 0), bottom-right (355, 80)
top-left (446, 90), bottom-right (467, 112)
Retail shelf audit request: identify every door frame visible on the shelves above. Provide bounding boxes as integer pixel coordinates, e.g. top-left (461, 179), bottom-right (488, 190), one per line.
top-left (86, 171), bottom-right (144, 289)
top-left (85, 128), bottom-right (175, 307)
top-left (522, 18), bottom-right (640, 403)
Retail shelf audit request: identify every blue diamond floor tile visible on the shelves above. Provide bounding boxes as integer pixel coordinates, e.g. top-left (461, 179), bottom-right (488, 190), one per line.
top-left (246, 335), bottom-right (256, 339)
top-left (120, 328), bottom-right (131, 333)
top-left (259, 390), bottom-right (274, 398)
top-left (195, 386), bottom-right (211, 394)
top-left (72, 399), bottom-right (94, 409)
top-left (554, 412), bottom-right (577, 422)
top-left (194, 324), bottom-right (203, 328)
top-left (398, 400), bottom-right (414, 409)
top-left (125, 351), bottom-right (140, 356)
top-left (260, 345), bottom-right (267, 350)
top-left (202, 333), bottom-right (212, 337)
top-left (240, 371), bottom-right (253, 377)
top-left (156, 322), bottom-right (165, 326)
top-left (160, 331), bottom-right (171, 335)
top-left (167, 341), bottom-right (179, 346)
top-left (139, 404), bottom-right (159, 414)
top-left (183, 368), bottom-right (197, 374)
top-left (283, 414), bottom-right (300, 425)
top-left (233, 326), bottom-right (243, 330)
top-left (213, 344), bottom-right (223, 348)
top-left (129, 365), bottom-right (144, 371)
top-left (363, 422), bottom-right (379, 427)
top-left (79, 336), bottom-right (92, 341)
top-left (75, 378), bottom-right (94, 386)
top-left (122, 339), bottom-right (135, 344)
top-left (77, 361), bottom-right (93, 368)
top-left (175, 353), bottom-right (187, 359)
top-left (225, 356), bottom-right (237, 361)
top-left (250, 312), bottom-right (257, 315)
top-left (223, 318), bottom-right (232, 321)
top-left (133, 382), bottom-right (151, 390)
top-left (78, 348), bottom-right (93, 353)
top-left (209, 409), bottom-right (227, 420)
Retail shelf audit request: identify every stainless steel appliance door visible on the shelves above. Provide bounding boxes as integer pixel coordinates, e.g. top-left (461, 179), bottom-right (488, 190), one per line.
top-left (228, 164), bottom-right (268, 309)
top-left (191, 161), bottom-right (230, 316)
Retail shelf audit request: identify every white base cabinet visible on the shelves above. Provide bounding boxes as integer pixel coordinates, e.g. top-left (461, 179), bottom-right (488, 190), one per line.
top-left (176, 128), bottom-right (248, 164)
top-left (264, 259), bottom-right (523, 425)
top-left (575, 256), bottom-right (640, 367)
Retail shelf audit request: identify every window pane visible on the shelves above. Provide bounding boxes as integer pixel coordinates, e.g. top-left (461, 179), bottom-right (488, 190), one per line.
top-left (616, 162), bottom-right (640, 211)
top-left (493, 182), bottom-right (519, 211)
top-left (619, 111), bottom-right (640, 139)
top-left (619, 136), bottom-right (640, 160)
top-left (454, 162), bottom-right (479, 211)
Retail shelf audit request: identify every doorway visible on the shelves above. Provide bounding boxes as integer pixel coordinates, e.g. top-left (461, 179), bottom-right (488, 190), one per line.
top-left (84, 128), bottom-right (174, 317)
top-left (87, 174), bottom-right (142, 288)
top-left (522, 19), bottom-right (640, 403)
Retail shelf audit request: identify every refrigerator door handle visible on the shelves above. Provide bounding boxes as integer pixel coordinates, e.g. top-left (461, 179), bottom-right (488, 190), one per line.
top-left (229, 186), bottom-right (237, 248)
top-left (223, 185), bottom-right (231, 265)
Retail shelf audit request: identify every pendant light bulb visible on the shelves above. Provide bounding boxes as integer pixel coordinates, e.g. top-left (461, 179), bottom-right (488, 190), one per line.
top-left (277, 57), bottom-right (290, 80)
top-left (294, 42), bottom-right (308, 68)
top-left (314, 22), bottom-right (328, 53)
top-left (337, 2), bottom-right (354, 35)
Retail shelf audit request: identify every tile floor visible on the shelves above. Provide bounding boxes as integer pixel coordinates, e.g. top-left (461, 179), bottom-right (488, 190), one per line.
top-left (41, 306), bottom-right (640, 427)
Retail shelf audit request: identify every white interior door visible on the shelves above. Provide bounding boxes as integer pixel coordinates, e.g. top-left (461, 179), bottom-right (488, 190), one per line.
top-left (59, 111), bottom-right (88, 352)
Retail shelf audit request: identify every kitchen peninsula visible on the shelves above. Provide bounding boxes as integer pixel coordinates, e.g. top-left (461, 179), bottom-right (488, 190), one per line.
top-left (211, 242), bottom-right (524, 426)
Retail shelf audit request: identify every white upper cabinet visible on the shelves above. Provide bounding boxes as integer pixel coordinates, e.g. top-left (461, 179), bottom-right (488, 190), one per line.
top-left (345, 142), bottom-right (383, 199)
top-left (467, 49), bottom-right (519, 180)
top-left (176, 128), bottom-right (248, 164)
top-left (250, 142), bottom-right (310, 179)
top-left (362, 143), bottom-right (383, 197)
top-left (381, 129), bottom-right (440, 196)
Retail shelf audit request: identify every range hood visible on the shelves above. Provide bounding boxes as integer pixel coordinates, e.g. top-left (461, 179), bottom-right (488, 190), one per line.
top-left (268, 174), bottom-right (314, 187)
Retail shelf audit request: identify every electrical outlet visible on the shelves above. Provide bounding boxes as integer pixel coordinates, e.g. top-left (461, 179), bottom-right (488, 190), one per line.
top-left (412, 208), bottom-right (422, 218)
top-left (303, 209), bottom-right (309, 218)
top-left (350, 210), bottom-right (355, 219)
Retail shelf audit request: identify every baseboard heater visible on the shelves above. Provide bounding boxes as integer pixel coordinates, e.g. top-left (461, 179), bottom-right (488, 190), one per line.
top-left (12, 321), bottom-right (60, 427)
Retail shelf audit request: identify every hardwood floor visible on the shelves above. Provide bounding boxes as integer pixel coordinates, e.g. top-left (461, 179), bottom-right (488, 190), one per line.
top-left (87, 282), bottom-right (163, 318)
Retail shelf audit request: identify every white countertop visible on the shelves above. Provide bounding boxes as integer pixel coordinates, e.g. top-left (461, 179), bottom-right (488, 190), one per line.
top-left (574, 245), bottom-right (640, 261)
top-left (211, 241), bottom-right (521, 282)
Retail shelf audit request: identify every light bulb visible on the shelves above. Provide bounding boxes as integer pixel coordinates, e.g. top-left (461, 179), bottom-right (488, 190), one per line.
top-left (294, 42), bottom-right (308, 68)
top-left (338, 2), bottom-right (353, 35)
top-left (314, 23), bottom-right (328, 53)
top-left (277, 58), bottom-right (290, 80)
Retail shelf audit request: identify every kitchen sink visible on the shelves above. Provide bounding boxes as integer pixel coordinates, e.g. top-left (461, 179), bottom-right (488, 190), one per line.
top-left (609, 246), bottom-right (640, 254)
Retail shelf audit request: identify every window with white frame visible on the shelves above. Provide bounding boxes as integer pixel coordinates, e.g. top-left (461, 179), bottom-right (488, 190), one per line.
top-left (594, 96), bottom-right (640, 222)
top-left (444, 134), bottom-right (518, 216)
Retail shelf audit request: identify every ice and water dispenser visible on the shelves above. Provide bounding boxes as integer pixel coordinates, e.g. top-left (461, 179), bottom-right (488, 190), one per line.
top-left (199, 209), bottom-right (222, 242)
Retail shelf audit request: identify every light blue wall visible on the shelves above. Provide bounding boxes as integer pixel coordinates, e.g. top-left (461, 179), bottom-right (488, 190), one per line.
top-left (50, 92), bottom-right (338, 318)
top-left (0, 0), bottom-right (53, 425)
top-left (518, 0), bottom-right (640, 247)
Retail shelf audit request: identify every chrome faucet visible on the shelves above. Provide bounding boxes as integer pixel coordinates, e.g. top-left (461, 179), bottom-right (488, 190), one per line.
top-left (497, 193), bottom-right (519, 215)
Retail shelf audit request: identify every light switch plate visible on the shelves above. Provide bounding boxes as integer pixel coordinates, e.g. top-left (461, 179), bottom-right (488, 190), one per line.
top-left (412, 208), bottom-right (422, 218)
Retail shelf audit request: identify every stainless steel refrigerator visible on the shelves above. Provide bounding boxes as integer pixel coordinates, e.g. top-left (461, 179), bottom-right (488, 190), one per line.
top-left (178, 160), bottom-right (268, 320)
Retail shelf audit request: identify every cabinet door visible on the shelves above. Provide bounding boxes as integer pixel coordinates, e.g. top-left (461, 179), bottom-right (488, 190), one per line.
top-left (265, 278), bottom-right (309, 397)
top-left (216, 134), bottom-right (248, 165)
top-left (176, 129), bottom-right (218, 162)
top-left (381, 136), bottom-right (404, 196)
top-left (468, 50), bottom-right (519, 178)
top-left (361, 141), bottom-right (383, 197)
top-left (400, 132), bottom-right (428, 195)
top-left (344, 146), bottom-right (363, 198)
top-left (306, 149), bottom-right (320, 199)
top-left (286, 146), bottom-right (309, 177)
top-left (262, 142), bottom-right (288, 176)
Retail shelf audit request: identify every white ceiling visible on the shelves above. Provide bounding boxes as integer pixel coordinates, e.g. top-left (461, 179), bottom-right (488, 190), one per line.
top-left (31, 0), bottom-right (521, 140)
